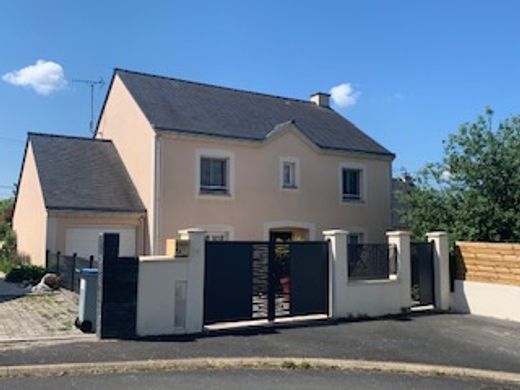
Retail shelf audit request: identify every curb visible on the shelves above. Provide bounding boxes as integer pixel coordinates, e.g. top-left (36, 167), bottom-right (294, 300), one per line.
top-left (0, 357), bottom-right (519, 384)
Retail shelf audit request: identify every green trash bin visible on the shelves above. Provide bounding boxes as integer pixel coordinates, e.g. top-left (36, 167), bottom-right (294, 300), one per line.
top-left (75, 268), bottom-right (98, 333)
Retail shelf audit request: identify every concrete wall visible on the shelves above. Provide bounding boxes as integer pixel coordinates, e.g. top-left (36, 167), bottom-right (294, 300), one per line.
top-left (156, 128), bottom-right (392, 254)
top-left (12, 143), bottom-right (48, 266)
top-left (453, 280), bottom-right (520, 322)
top-left (324, 230), bottom-right (410, 318)
top-left (96, 75), bottom-right (154, 252)
top-left (136, 229), bottom-right (205, 336)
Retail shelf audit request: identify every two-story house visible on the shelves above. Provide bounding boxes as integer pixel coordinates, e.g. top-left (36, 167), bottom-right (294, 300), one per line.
top-left (13, 69), bottom-right (394, 265)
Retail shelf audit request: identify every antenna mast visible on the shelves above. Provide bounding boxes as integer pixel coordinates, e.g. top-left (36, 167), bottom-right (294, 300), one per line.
top-left (72, 78), bottom-right (105, 134)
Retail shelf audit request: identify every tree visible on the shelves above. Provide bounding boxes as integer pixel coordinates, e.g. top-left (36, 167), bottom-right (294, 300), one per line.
top-left (399, 108), bottom-right (520, 242)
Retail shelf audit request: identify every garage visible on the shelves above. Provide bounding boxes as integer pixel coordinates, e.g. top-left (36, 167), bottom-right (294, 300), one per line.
top-left (65, 227), bottom-right (137, 259)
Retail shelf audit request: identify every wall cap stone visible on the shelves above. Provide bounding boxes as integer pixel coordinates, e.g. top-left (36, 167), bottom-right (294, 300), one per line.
top-left (323, 229), bottom-right (349, 236)
top-left (386, 230), bottom-right (412, 237)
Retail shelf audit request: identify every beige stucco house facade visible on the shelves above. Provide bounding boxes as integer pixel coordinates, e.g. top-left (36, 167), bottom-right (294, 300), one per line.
top-left (13, 68), bottom-right (394, 264)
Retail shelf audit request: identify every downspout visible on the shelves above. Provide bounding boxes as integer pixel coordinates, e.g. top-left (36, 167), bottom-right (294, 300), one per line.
top-left (151, 133), bottom-right (161, 255)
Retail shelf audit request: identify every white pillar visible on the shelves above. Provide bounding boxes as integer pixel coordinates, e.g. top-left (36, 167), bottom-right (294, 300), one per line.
top-left (323, 229), bottom-right (349, 318)
top-left (387, 231), bottom-right (412, 310)
top-left (178, 228), bottom-right (206, 333)
top-left (427, 231), bottom-right (450, 311)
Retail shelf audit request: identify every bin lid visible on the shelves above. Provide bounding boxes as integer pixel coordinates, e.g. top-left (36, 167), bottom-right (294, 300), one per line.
top-left (79, 268), bottom-right (98, 275)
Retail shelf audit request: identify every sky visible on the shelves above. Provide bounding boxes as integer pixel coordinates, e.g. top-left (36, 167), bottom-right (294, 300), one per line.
top-left (1, 0), bottom-right (520, 199)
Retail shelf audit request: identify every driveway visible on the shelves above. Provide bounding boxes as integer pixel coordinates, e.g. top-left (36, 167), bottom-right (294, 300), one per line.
top-left (0, 275), bottom-right (86, 341)
top-left (1, 313), bottom-right (519, 374)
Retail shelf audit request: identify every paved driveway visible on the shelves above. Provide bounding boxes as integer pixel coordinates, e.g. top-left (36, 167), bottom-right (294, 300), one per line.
top-left (0, 276), bottom-right (85, 341)
top-left (1, 313), bottom-right (519, 374)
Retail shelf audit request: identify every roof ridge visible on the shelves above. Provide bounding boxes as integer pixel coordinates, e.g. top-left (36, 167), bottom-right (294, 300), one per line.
top-left (114, 68), bottom-right (316, 105)
top-left (28, 132), bottom-right (112, 143)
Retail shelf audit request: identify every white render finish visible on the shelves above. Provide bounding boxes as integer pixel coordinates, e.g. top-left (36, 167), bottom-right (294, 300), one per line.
top-left (136, 228), bottom-right (206, 336)
top-left (387, 230), bottom-right (412, 310)
top-left (427, 231), bottom-right (450, 310)
top-left (323, 229), bottom-right (349, 318)
top-left (453, 280), bottom-right (520, 322)
top-left (325, 229), bottom-right (411, 318)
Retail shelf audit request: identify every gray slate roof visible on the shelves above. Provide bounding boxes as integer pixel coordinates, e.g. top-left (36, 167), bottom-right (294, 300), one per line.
top-left (115, 69), bottom-right (394, 157)
top-left (29, 133), bottom-right (145, 213)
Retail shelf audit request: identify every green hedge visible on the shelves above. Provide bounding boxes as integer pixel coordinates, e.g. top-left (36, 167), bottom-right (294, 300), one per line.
top-left (5, 265), bottom-right (46, 284)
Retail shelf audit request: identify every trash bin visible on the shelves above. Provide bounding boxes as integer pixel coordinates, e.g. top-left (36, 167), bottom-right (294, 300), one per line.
top-left (75, 268), bottom-right (98, 333)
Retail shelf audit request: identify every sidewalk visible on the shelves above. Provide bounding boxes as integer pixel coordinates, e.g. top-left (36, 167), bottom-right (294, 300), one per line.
top-left (0, 313), bottom-right (519, 374)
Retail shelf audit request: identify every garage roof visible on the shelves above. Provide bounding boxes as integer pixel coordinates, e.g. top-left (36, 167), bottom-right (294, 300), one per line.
top-left (28, 133), bottom-right (145, 213)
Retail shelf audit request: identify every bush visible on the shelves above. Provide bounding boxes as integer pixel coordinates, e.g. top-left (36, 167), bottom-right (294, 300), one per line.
top-left (5, 264), bottom-right (46, 284)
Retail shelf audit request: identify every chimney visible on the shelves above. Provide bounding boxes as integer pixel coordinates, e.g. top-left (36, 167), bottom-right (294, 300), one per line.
top-left (310, 92), bottom-right (330, 108)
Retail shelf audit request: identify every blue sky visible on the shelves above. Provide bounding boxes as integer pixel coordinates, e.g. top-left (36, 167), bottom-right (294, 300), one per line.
top-left (1, 0), bottom-right (520, 198)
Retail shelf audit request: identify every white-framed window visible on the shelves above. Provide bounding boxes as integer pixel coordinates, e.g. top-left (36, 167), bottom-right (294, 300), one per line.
top-left (339, 162), bottom-right (367, 203)
top-left (280, 157), bottom-right (299, 190)
top-left (348, 232), bottom-right (365, 245)
top-left (205, 231), bottom-right (229, 241)
top-left (196, 149), bottom-right (234, 198)
top-left (200, 157), bottom-right (228, 194)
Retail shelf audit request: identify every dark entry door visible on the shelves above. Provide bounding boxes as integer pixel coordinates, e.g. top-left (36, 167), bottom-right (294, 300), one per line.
top-left (410, 242), bottom-right (435, 306)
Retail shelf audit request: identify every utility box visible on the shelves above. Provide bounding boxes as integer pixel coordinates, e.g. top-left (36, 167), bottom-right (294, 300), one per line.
top-left (75, 268), bottom-right (99, 333)
top-left (165, 239), bottom-right (190, 258)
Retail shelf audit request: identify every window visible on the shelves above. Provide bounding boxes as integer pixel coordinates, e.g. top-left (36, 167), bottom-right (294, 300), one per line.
top-left (280, 157), bottom-right (299, 190)
top-left (342, 168), bottom-right (362, 201)
top-left (348, 232), bottom-right (365, 245)
top-left (283, 161), bottom-right (296, 188)
top-left (205, 232), bottom-right (229, 241)
top-left (200, 157), bottom-right (228, 195)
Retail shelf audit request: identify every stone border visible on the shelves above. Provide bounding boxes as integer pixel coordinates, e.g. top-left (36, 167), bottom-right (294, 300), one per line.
top-left (0, 357), bottom-right (519, 384)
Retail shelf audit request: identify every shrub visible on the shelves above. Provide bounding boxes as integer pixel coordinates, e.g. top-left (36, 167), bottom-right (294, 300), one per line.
top-left (5, 264), bottom-right (46, 284)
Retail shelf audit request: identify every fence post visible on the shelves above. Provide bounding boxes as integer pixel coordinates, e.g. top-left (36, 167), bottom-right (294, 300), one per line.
top-left (72, 253), bottom-right (77, 291)
top-left (89, 255), bottom-right (94, 269)
top-left (56, 251), bottom-right (61, 275)
top-left (178, 228), bottom-right (206, 333)
top-left (387, 231), bottom-right (412, 310)
top-left (426, 231), bottom-right (450, 311)
top-left (323, 229), bottom-right (349, 319)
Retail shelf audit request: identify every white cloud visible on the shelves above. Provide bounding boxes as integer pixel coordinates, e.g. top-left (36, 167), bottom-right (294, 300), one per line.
top-left (2, 60), bottom-right (66, 95)
top-left (329, 83), bottom-right (360, 108)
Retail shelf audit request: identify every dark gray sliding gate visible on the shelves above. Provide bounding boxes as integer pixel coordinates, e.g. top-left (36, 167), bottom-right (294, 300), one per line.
top-left (411, 242), bottom-right (435, 306)
top-left (204, 241), bottom-right (329, 325)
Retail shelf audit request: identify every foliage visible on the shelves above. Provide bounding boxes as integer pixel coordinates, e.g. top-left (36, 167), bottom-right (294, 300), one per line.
top-left (398, 108), bottom-right (520, 242)
top-left (5, 264), bottom-right (45, 283)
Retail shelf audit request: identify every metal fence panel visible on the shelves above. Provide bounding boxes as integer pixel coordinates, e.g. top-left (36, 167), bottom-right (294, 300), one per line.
top-left (348, 244), bottom-right (396, 280)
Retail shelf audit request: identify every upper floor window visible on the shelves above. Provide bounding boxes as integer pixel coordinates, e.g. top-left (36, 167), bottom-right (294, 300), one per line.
top-left (200, 157), bottom-right (228, 195)
top-left (342, 168), bottom-right (362, 201)
top-left (280, 157), bottom-right (299, 190)
top-left (339, 162), bottom-right (366, 203)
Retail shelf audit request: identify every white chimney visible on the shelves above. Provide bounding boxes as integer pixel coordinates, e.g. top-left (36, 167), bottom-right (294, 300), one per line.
top-left (310, 92), bottom-right (330, 108)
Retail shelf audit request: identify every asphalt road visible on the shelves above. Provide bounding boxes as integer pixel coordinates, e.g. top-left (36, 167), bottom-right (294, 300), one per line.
top-left (2, 313), bottom-right (520, 373)
top-left (1, 369), bottom-right (518, 390)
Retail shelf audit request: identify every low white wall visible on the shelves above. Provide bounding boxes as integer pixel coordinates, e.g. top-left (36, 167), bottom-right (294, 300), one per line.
top-left (136, 229), bottom-right (205, 337)
top-left (137, 257), bottom-right (189, 336)
top-left (343, 277), bottom-right (403, 317)
top-left (453, 280), bottom-right (520, 322)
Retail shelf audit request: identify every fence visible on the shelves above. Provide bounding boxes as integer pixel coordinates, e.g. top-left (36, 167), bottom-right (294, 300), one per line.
top-left (45, 251), bottom-right (97, 292)
top-left (347, 243), bottom-right (397, 280)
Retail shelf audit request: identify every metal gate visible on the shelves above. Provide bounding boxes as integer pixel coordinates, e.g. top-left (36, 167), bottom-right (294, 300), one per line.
top-left (204, 241), bottom-right (329, 324)
top-left (410, 242), bottom-right (435, 306)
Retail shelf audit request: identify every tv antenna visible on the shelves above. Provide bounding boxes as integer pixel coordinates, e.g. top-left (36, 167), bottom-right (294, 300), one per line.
top-left (72, 77), bottom-right (105, 134)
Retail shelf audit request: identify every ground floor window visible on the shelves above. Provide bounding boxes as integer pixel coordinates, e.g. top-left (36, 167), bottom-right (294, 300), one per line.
top-left (205, 231), bottom-right (230, 241)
